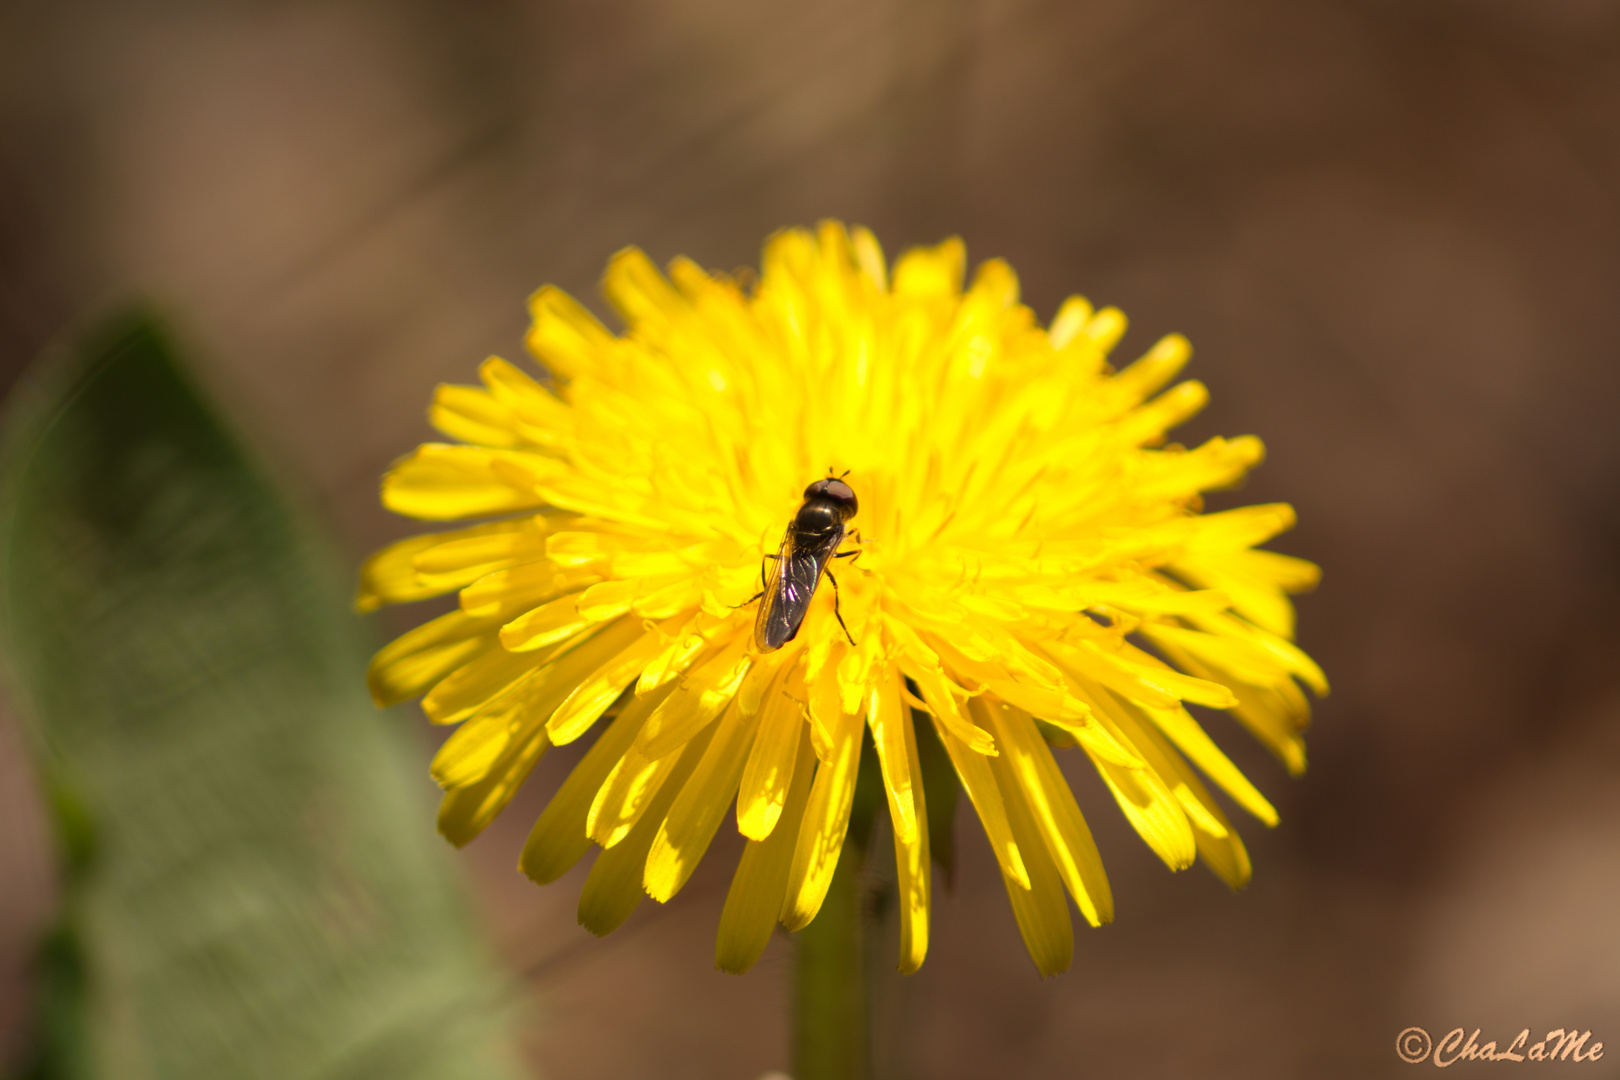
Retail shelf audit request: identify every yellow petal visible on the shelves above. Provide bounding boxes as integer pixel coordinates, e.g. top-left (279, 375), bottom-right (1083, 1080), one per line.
top-left (577, 722), bottom-right (715, 936)
top-left (905, 659), bottom-right (996, 757)
top-left (1138, 434), bottom-right (1266, 500)
top-left (888, 691), bottom-right (930, 974)
top-left (637, 614), bottom-right (728, 695)
top-left (381, 443), bottom-right (557, 520)
top-left (645, 701), bottom-right (760, 902)
top-left (588, 745), bottom-right (680, 849)
top-left (574, 577), bottom-right (642, 622)
top-left (987, 746), bottom-right (1073, 976)
top-left (544, 619), bottom-right (669, 744)
top-left (431, 619), bottom-right (644, 787)
top-left (736, 644), bottom-right (798, 718)
top-left (500, 594), bottom-right (591, 652)
top-left (737, 663), bottom-right (808, 841)
top-left (1082, 305), bottom-right (1128, 354)
top-left (850, 226), bottom-right (887, 291)
top-left (1047, 296), bottom-right (1094, 350)
top-left (479, 356), bottom-right (573, 448)
top-left (356, 520), bottom-right (528, 612)
top-left (1102, 693), bottom-right (1254, 889)
top-left (544, 529), bottom-right (660, 568)
top-left (535, 476), bottom-right (674, 532)
top-left (1065, 687), bottom-right (1197, 871)
top-left (520, 686), bottom-right (665, 884)
top-left (1046, 637), bottom-right (1236, 711)
top-left (933, 710), bottom-right (1029, 891)
top-left (716, 723), bottom-right (816, 974)
top-left (994, 689), bottom-right (1139, 770)
top-left (1165, 644), bottom-right (1309, 775)
top-left (413, 517), bottom-right (550, 584)
top-left (634, 633), bottom-right (753, 760)
top-left (526, 284), bottom-right (613, 380)
top-left (867, 668), bottom-right (916, 845)
top-left (366, 608), bottom-right (498, 707)
top-left (780, 704), bottom-right (864, 931)
top-left (1139, 702), bottom-right (1277, 826)
top-left (430, 382), bottom-right (526, 448)
top-left (1115, 380), bottom-right (1208, 447)
top-left (1109, 332), bottom-right (1190, 406)
top-left (981, 701), bottom-right (1112, 927)
top-left (633, 576), bottom-right (703, 619)
top-left (602, 246), bottom-right (686, 328)
top-left (892, 237), bottom-right (965, 299)
top-left (1141, 623), bottom-right (1291, 690)
top-left (1185, 610), bottom-right (1329, 696)
top-left (437, 723), bottom-right (550, 846)
top-left (1171, 556), bottom-right (1296, 639)
top-left (836, 626), bottom-right (880, 716)
top-left (1181, 503), bottom-right (1298, 552)
top-left (430, 672), bottom-right (544, 790)
top-left (1235, 683), bottom-right (1309, 772)
top-left (806, 642), bottom-right (848, 763)
top-left (1236, 548), bottom-right (1322, 593)
top-left (422, 644), bottom-right (543, 725)
top-left (459, 562), bottom-right (597, 621)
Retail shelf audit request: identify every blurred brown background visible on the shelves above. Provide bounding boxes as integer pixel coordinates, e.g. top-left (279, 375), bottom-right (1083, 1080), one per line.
top-left (4, 0), bottom-right (1620, 1077)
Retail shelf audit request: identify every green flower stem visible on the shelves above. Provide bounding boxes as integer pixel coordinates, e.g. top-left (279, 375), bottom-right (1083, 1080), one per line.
top-left (793, 839), bottom-right (868, 1080)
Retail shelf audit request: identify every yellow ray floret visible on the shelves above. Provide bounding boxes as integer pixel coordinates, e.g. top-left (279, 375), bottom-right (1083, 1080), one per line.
top-left (363, 222), bottom-right (1325, 976)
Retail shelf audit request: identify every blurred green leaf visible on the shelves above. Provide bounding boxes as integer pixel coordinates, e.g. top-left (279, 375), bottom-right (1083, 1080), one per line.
top-left (13, 769), bottom-right (96, 1080)
top-left (0, 310), bottom-right (528, 1080)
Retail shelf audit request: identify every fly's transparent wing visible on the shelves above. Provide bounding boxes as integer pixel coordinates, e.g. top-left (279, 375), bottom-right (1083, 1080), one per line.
top-left (754, 533), bottom-right (836, 651)
top-left (753, 536), bottom-right (794, 651)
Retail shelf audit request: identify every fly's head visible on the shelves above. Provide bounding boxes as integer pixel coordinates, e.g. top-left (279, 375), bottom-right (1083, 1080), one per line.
top-left (802, 476), bottom-right (858, 521)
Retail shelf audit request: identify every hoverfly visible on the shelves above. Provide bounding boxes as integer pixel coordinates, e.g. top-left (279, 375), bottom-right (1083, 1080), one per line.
top-left (751, 474), bottom-right (860, 652)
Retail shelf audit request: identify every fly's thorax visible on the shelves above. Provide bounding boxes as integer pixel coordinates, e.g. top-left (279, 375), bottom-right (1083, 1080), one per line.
top-left (792, 499), bottom-right (847, 544)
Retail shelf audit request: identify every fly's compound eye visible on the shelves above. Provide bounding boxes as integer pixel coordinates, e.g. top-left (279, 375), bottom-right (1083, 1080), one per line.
top-left (803, 477), bottom-right (858, 518)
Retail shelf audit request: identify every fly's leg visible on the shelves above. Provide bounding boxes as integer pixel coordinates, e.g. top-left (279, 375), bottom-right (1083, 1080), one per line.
top-left (825, 568), bottom-right (857, 647)
top-left (734, 551), bottom-right (783, 610)
top-left (833, 530), bottom-right (862, 564)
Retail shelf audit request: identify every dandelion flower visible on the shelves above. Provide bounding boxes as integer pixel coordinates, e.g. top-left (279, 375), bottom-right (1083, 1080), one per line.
top-left (360, 222), bottom-right (1325, 976)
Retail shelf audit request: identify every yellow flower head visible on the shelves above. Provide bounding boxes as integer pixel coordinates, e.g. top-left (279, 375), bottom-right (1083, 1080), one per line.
top-left (361, 222), bottom-right (1325, 976)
